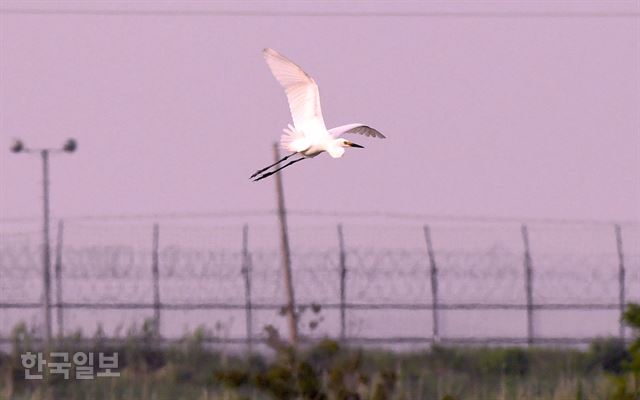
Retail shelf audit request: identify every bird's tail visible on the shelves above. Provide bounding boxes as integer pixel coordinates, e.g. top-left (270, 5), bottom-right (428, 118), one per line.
top-left (280, 124), bottom-right (310, 152)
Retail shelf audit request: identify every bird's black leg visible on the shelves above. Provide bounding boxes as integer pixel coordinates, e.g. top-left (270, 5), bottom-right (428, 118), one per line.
top-left (249, 152), bottom-right (298, 179)
top-left (252, 157), bottom-right (306, 182)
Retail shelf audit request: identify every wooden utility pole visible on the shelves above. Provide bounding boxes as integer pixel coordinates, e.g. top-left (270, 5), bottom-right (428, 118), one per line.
top-left (273, 143), bottom-right (298, 345)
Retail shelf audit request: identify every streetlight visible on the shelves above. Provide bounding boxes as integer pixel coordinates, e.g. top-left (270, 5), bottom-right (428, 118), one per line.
top-left (10, 138), bottom-right (77, 345)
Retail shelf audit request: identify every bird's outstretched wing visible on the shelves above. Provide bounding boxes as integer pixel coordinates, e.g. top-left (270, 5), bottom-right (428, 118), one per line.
top-left (263, 48), bottom-right (326, 136)
top-left (329, 123), bottom-right (386, 139)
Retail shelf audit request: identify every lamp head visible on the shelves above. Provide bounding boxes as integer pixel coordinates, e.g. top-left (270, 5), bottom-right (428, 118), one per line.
top-left (63, 138), bottom-right (77, 153)
top-left (10, 139), bottom-right (24, 153)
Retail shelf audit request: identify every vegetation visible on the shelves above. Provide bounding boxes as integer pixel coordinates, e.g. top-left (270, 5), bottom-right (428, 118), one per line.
top-left (0, 304), bottom-right (639, 399)
top-left (609, 303), bottom-right (640, 400)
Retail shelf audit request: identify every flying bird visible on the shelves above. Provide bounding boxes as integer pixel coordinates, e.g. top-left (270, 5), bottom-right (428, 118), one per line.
top-left (251, 48), bottom-right (386, 182)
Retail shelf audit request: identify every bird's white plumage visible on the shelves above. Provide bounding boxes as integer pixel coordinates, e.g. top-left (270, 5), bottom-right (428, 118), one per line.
top-left (281, 123), bottom-right (311, 153)
top-left (258, 47), bottom-right (385, 168)
top-left (251, 48), bottom-right (386, 181)
top-left (251, 48), bottom-right (385, 181)
top-left (262, 48), bottom-right (327, 140)
top-left (329, 123), bottom-right (386, 139)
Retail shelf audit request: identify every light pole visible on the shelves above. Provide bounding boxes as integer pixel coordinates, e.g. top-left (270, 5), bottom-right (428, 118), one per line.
top-left (11, 138), bottom-right (77, 346)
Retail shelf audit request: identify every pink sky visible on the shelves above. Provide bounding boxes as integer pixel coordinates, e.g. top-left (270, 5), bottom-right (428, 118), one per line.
top-left (1, 0), bottom-right (639, 224)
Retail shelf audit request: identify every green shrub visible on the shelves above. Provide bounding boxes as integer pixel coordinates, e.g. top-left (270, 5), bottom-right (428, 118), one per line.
top-left (587, 338), bottom-right (630, 375)
top-left (609, 303), bottom-right (640, 399)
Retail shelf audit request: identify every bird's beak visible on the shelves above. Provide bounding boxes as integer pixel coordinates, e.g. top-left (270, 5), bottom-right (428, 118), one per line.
top-left (349, 142), bottom-right (364, 149)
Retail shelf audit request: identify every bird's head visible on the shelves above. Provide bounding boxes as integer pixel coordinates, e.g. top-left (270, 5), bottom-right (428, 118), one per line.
top-left (328, 138), bottom-right (364, 158)
top-left (337, 138), bottom-right (364, 149)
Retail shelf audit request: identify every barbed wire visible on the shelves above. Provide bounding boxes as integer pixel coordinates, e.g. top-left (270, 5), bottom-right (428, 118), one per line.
top-left (1, 222), bottom-right (638, 344)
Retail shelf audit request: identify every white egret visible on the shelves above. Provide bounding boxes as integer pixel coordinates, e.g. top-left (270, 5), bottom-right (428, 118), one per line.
top-left (251, 48), bottom-right (386, 182)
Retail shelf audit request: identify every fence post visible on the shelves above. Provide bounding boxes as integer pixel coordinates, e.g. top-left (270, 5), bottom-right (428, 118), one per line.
top-left (615, 224), bottom-right (625, 342)
top-left (521, 224), bottom-right (534, 346)
top-left (54, 220), bottom-right (64, 338)
top-left (151, 223), bottom-right (161, 338)
top-left (337, 224), bottom-right (347, 341)
top-left (241, 224), bottom-right (253, 353)
top-left (423, 225), bottom-right (440, 344)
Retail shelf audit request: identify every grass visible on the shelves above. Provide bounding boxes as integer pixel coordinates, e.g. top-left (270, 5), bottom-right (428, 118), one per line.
top-left (0, 320), bottom-right (633, 400)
